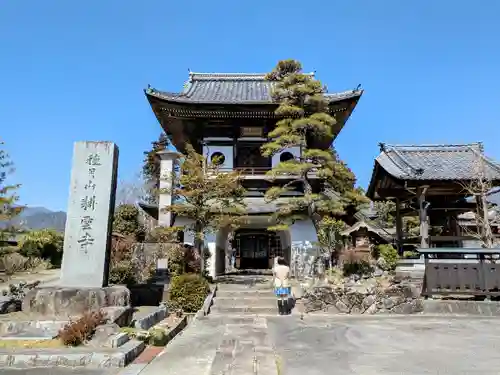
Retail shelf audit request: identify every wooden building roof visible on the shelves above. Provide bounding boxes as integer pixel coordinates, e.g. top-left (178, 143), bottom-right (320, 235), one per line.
top-left (367, 143), bottom-right (500, 200)
top-left (146, 72), bottom-right (363, 105)
top-left (145, 71), bottom-right (364, 151)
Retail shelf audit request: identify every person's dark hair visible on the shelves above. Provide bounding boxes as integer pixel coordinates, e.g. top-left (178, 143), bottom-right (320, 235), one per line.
top-left (276, 256), bottom-right (287, 266)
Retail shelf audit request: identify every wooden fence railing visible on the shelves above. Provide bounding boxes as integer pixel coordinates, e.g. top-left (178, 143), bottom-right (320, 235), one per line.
top-left (418, 248), bottom-right (500, 298)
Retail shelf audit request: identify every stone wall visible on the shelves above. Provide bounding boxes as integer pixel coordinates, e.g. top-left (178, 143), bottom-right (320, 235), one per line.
top-left (302, 279), bottom-right (424, 314)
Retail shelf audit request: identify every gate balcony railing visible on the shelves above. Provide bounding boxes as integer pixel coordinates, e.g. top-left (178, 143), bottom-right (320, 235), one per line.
top-left (216, 167), bottom-right (319, 177)
top-left (418, 248), bottom-right (500, 298)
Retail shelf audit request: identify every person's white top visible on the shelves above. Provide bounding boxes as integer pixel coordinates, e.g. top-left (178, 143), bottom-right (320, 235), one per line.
top-left (273, 264), bottom-right (291, 288)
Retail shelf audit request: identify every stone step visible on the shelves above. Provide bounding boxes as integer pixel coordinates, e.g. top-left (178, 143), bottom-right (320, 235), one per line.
top-left (216, 288), bottom-right (274, 297)
top-left (217, 285), bottom-right (274, 292)
top-left (217, 278), bottom-right (273, 288)
top-left (214, 297), bottom-right (277, 309)
top-left (211, 306), bottom-right (278, 315)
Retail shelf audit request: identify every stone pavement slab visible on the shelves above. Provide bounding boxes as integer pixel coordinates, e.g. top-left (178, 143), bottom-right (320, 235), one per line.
top-left (0, 369), bottom-right (119, 375)
top-left (267, 315), bottom-right (500, 375)
top-left (140, 315), bottom-right (278, 375)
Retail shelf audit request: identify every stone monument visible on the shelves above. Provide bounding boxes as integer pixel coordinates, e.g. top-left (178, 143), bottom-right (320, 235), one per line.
top-left (23, 141), bottom-right (130, 316)
top-left (60, 141), bottom-right (117, 287)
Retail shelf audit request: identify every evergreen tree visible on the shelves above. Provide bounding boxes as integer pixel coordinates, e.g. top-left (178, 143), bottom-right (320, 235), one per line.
top-left (163, 145), bottom-right (246, 274)
top-left (0, 141), bottom-right (21, 218)
top-left (261, 59), bottom-right (366, 230)
top-left (113, 204), bottom-right (145, 241)
top-left (142, 133), bottom-right (170, 204)
top-left (0, 141), bottom-right (23, 244)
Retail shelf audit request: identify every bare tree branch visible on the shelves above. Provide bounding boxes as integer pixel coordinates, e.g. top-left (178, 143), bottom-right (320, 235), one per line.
top-left (458, 147), bottom-right (500, 248)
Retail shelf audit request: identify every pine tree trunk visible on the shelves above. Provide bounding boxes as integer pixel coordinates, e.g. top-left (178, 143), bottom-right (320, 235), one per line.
top-left (194, 222), bottom-right (205, 275)
top-left (302, 175), bottom-right (321, 231)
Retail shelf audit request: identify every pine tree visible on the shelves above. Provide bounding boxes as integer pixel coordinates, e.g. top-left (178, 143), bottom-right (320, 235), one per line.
top-left (113, 204), bottom-right (145, 241)
top-left (261, 59), bottom-right (367, 230)
top-left (0, 140), bottom-right (23, 249)
top-left (163, 144), bottom-right (246, 274)
top-left (142, 133), bottom-right (170, 204)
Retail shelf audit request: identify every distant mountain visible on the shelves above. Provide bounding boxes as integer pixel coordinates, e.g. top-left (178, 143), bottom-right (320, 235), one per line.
top-left (0, 206), bottom-right (67, 232)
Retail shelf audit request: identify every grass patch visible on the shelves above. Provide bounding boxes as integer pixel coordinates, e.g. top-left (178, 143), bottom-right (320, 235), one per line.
top-left (120, 327), bottom-right (169, 346)
top-left (0, 338), bottom-right (64, 349)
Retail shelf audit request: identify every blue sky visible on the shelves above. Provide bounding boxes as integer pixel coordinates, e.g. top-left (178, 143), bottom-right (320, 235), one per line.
top-left (1, 1), bottom-right (499, 211)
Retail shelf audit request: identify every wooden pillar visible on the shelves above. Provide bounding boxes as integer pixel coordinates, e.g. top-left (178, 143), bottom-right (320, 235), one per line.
top-left (395, 198), bottom-right (404, 253)
top-left (418, 186), bottom-right (430, 248)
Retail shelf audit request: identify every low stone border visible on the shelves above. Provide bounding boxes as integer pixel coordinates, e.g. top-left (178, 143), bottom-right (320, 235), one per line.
top-left (194, 284), bottom-right (218, 320)
top-left (298, 300), bottom-right (500, 317)
top-left (161, 315), bottom-right (187, 345)
top-left (423, 300), bottom-right (500, 316)
top-left (115, 315), bottom-right (188, 374)
top-left (132, 306), bottom-right (168, 330)
top-left (110, 332), bottom-right (130, 348)
top-left (0, 339), bottom-right (145, 368)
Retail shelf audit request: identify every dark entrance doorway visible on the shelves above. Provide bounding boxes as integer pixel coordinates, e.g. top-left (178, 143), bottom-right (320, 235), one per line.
top-left (233, 229), bottom-right (282, 269)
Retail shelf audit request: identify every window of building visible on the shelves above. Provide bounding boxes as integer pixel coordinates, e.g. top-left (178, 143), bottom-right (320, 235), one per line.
top-left (241, 127), bottom-right (263, 137)
top-left (177, 230), bottom-right (184, 244)
top-left (280, 151), bottom-right (294, 162)
top-left (210, 151), bottom-right (226, 165)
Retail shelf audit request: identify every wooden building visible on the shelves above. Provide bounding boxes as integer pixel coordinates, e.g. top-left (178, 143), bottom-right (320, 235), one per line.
top-left (367, 143), bottom-right (500, 251)
top-left (141, 72), bottom-right (363, 277)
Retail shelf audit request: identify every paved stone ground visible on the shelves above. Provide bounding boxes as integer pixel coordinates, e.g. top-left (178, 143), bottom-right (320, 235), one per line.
top-left (140, 274), bottom-right (500, 374)
top-left (0, 369), bottom-right (119, 375)
top-left (268, 315), bottom-right (500, 375)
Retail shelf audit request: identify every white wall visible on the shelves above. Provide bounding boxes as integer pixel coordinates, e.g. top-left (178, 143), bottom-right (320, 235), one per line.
top-left (157, 154), bottom-right (177, 227)
top-left (173, 217), bottom-right (195, 245)
top-left (204, 232), bottom-right (217, 279)
top-left (290, 219), bottom-right (318, 249)
top-left (272, 146), bottom-right (301, 168)
top-left (202, 143), bottom-right (233, 170)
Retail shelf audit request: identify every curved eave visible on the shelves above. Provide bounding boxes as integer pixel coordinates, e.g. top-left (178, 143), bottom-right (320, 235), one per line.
top-left (145, 88), bottom-right (363, 106)
top-left (366, 160), bottom-right (500, 201)
top-left (138, 202), bottom-right (159, 220)
top-left (366, 160), bottom-right (384, 200)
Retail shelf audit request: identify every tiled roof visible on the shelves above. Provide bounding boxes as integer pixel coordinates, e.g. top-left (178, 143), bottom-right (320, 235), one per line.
top-left (340, 221), bottom-right (392, 241)
top-left (146, 72), bottom-right (363, 104)
top-left (376, 143), bottom-right (500, 181)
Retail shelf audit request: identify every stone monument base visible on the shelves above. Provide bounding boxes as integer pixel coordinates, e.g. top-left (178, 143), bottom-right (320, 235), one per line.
top-left (22, 285), bottom-right (130, 316)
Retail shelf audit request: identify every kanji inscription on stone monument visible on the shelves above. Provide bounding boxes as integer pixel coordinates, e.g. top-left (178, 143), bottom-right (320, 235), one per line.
top-left (61, 141), bottom-right (118, 287)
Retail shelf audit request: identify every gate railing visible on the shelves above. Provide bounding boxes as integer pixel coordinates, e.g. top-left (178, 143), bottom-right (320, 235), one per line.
top-left (418, 248), bottom-right (500, 298)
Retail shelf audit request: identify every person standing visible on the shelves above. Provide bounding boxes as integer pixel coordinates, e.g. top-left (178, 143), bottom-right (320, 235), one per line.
top-left (273, 256), bottom-right (292, 315)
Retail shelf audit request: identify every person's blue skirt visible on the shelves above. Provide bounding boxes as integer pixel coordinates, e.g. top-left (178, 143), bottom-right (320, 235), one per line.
top-left (274, 287), bottom-right (291, 297)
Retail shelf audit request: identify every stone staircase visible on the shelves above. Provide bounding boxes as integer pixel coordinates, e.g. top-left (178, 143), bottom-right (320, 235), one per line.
top-left (142, 273), bottom-right (280, 374)
top-left (211, 274), bottom-right (279, 316)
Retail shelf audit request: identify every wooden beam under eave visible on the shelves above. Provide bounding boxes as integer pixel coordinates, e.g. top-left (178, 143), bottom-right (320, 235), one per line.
top-left (417, 186), bottom-right (430, 248)
top-left (395, 198), bottom-right (403, 253)
top-left (374, 188), bottom-right (414, 200)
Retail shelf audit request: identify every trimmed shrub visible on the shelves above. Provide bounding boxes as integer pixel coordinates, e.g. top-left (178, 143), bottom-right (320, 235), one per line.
top-left (376, 244), bottom-right (399, 271)
top-left (402, 250), bottom-right (420, 259)
top-left (109, 261), bottom-right (137, 285)
top-left (113, 204), bottom-right (145, 241)
top-left (168, 273), bottom-right (210, 313)
top-left (59, 310), bottom-right (105, 346)
top-left (18, 229), bottom-right (63, 267)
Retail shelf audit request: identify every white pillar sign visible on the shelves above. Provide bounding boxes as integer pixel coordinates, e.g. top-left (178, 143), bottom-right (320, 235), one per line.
top-left (60, 141), bottom-right (118, 288)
